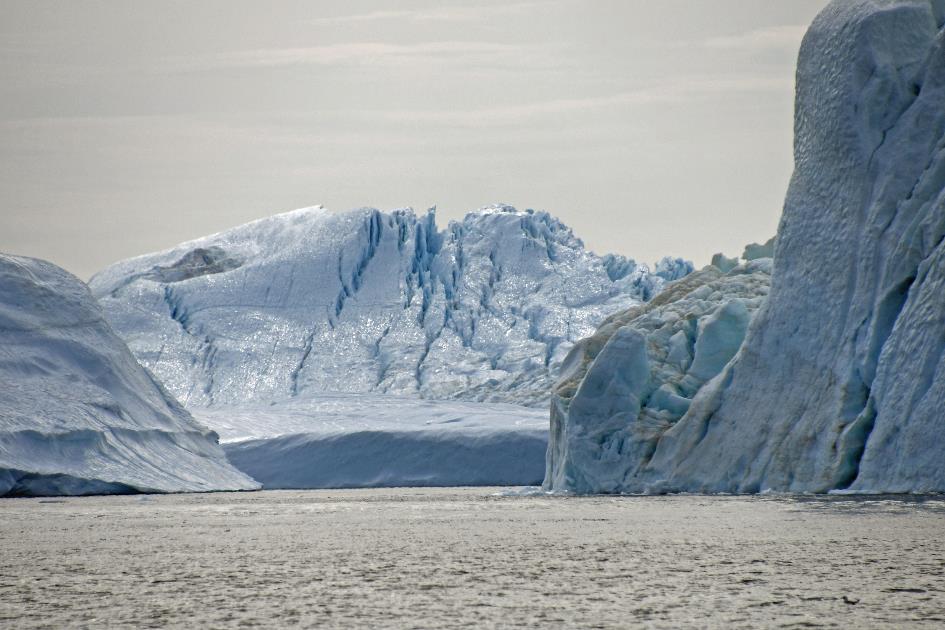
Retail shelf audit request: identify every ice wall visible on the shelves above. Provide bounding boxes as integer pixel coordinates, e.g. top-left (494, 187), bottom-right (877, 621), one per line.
top-left (0, 254), bottom-right (259, 496)
top-left (546, 0), bottom-right (945, 494)
top-left (92, 205), bottom-right (689, 409)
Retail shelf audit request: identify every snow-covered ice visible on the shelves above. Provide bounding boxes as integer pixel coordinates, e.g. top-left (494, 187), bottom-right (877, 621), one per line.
top-left (0, 254), bottom-right (259, 496)
top-left (545, 0), bottom-right (945, 494)
top-left (199, 393), bottom-right (547, 444)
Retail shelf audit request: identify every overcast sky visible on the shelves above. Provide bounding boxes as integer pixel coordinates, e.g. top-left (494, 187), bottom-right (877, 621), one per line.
top-left (1, 0), bottom-right (830, 279)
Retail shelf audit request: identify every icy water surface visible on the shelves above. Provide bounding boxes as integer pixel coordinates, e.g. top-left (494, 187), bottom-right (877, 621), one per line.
top-left (1, 489), bottom-right (944, 628)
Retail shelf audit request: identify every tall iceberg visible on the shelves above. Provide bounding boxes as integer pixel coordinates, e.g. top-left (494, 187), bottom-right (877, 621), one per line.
top-left (0, 254), bottom-right (258, 496)
top-left (545, 0), bottom-right (945, 494)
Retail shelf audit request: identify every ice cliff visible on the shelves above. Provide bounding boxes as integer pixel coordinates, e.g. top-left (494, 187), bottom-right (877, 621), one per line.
top-left (545, 0), bottom-right (945, 494)
top-left (91, 205), bottom-right (690, 409)
top-left (0, 254), bottom-right (259, 496)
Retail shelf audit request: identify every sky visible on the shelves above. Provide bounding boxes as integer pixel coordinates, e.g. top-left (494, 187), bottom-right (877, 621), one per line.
top-left (0, 0), bottom-right (830, 280)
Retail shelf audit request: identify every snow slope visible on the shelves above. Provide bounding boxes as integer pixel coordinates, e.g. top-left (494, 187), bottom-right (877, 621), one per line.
top-left (199, 395), bottom-right (547, 488)
top-left (0, 254), bottom-right (259, 496)
top-left (90, 205), bottom-right (688, 409)
top-left (546, 0), bottom-right (945, 494)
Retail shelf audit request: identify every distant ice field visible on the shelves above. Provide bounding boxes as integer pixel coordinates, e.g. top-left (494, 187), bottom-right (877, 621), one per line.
top-left (89, 204), bottom-right (686, 489)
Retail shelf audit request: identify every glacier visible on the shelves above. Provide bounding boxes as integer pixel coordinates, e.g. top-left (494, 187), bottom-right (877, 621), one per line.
top-left (545, 0), bottom-right (945, 494)
top-left (0, 254), bottom-right (259, 496)
top-left (91, 204), bottom-right (690, 488)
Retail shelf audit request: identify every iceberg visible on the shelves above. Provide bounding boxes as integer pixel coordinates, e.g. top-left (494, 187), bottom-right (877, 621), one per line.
top-left (91, 205), bottom-right (684, 409)
top-left (545, 0), bottom-right (945, 494)
top-left (741, 237), bottom-right (775, 262)
top-left (0, 254), bottom-right (259, 496)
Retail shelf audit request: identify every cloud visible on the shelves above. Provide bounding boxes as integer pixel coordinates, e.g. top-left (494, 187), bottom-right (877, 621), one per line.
top-left (703, 25), bottom-right (808, 51)
top-left (309, 3), bottom-right (548, 26)
top-left (372, 74), bottom-right (794, 126)
top-left (3, 70), bottom-right (793, 140)
top-left (161, 41), bottom-right (545, 72)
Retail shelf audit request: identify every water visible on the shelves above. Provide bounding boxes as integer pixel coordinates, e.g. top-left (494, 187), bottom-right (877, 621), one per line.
top-left (1, 488), bottom-right (944, 628)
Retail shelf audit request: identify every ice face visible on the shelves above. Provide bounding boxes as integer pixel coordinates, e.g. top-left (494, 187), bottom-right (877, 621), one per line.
top-left (187, 393), bottom-right (547, 489)
top-left (91, 205), bottom-right (682, 410)
top-left (543, 262), bottom-right (771, 493)
top-left (686, 299), bottom-right (750, 383)
top-left (546, 0), bottom-right (945, 494)
top-left (0, 254), bottom-right (259, 496)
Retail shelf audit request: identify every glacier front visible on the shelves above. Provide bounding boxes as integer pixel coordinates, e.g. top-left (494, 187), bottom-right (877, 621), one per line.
top-left (544, 261), bottom-right (772, 493)
top-left (0, 254), bottom-right (259, 496)
top-left (545, 0), bottom-right (945, 494)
